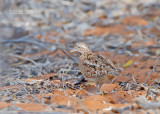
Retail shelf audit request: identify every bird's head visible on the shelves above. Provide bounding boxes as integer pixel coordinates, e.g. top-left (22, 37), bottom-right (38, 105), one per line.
top-left (71, 42), bottom-right (91, 54)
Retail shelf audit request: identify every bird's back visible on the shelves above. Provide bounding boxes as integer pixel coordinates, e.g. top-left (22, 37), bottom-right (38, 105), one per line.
top-left (79, 52), bottom-right (118, 83)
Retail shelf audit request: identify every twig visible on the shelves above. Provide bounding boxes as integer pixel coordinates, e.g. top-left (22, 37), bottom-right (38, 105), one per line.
top-left (111, 96), bottom-right (160, 113)
top-left (21, 82), bottom-right (41, 103)
top-left (78, 101), bottom-right (90, 113)
top-left (137, 28), bottom-right (143, 40)
top-left (62, 74), bottom-right (67, 96)
top-left (134, 96), bottom-right (160, 109)
top-left (144, 56), bottom-right (160, 84)
top-left (61, 49), bottom-right (77, 63)
top-left (0, 34), bottom-right (34, 43)
top-left (8, 54), bottom-right (38, 65)
top-left (0, 33), bottom-right (50, 50)
top-left (20, 40), bottom-right (50, 50)
top-left (145, 85), bottom-right (151, 98)
top-left (55, 36), bottom-right (77, 62)
top-left (131, 76), bottom-right (137, 84)
top-left (13, 80), bottom-right (41, 103)
top-left (110, 103), bottom-right (137, 113)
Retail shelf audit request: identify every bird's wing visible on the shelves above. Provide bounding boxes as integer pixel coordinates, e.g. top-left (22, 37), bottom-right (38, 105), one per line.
top-left (83, 53), bottom-right (118, 77)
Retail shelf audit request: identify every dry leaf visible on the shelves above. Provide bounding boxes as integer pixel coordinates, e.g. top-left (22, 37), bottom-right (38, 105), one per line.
top-left (123, 60), bottom-right (133, 67)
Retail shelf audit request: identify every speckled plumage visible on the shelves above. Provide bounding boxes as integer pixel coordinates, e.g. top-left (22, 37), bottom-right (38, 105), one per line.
top-left (71, 42), bottom-right (119, 88)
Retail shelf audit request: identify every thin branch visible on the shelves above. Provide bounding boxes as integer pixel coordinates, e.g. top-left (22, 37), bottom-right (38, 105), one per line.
top-left (134, 96), bottom-right (160, 109)
top-left (0, 33), bottom-right (50, 50)
top-left (62, 74), bottom-right (67, 96)
top-left (8, 54), bottom-right (38, 65)
top-left (144, 56), bottom-right (160, 84)
top-left (0, 34), bottom-right (34, 43)
top-left (55, 36), bottom-right (77, 62)
top-left (131, 76), bottom-right (137, 84)
top-left (110, 96), bottom-right (160, 113)
top-left (110, 103), bottom-right (137, 113)
top-left (61, 49), bottom-right (78, 63)
top-left (145, 85), bottom-right (151, 98)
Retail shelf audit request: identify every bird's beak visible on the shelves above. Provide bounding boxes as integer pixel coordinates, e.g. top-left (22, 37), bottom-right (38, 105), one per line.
top-left (70, 48), bottom-right (76, 53)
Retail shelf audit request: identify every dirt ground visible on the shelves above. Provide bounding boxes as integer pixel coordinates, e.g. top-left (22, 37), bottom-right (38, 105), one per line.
top-left (0, 0), bottom-right (160, 113)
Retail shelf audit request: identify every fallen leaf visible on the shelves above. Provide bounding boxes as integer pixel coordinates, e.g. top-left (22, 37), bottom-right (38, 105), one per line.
top-left (123, 59), bottom-right (133, 67)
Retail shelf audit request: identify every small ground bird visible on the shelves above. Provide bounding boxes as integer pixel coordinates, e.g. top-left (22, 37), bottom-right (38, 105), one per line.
top-left (71, 42), bottom-right (119, 90)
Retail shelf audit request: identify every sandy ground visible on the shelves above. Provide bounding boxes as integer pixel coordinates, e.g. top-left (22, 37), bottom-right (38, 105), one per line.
top-left (0, 0), bottom-right (160, 113)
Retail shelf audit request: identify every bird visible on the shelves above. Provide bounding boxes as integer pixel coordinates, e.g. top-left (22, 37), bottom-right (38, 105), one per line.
top-left (71, 42), bottom-right (119, 91)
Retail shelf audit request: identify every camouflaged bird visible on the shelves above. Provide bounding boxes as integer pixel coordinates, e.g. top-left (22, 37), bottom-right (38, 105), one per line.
top-left (71, 42), bottom-right (119, 89)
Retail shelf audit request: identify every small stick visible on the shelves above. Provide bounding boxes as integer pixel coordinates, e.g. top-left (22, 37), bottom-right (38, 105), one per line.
top-left (135, 96), bottom-right (160, 109)
top-left (14, 80), bottom-right (41, 103)
top-left (62, 74), bottom-right (67, 96)
top-left (0, 33), bottom-right (50, 50)
top-left (111, 103), bottom-right (137, 113)
top-left (55, 37), bottom-right (77, 62)
top-left (61, 49), bottom-right (77, 63)
top-left (131, 76), bottom-right (137, 84)
top-left (145, 85), bottom-right (151, 98)
top-left (8, 54), bottom-right (38, 65)
top-left (0, 34), bottom-right (33, 43)
top-left (144, 56), bottom-right (160, 84)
